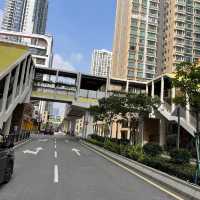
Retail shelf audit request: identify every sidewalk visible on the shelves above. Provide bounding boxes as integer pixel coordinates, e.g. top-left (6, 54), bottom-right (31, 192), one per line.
top-left (13, 138), bottom-right (32, 149)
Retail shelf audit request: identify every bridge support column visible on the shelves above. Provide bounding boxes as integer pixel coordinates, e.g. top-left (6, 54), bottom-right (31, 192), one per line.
top-left (83, 111), bottom-right (93, 139)
top-left (2, 73), bottom-right (11, 114)
top-left (159, 117), bottom-right (167, 147)
top-left (151, 81), bottom-right (155, 98)
top-left (126, 81), bottom-right (129, 93)
top-left (76, 73), bottom-right (81, 99)
top-left (172, 87), bottom-right (176, 112)
top-left (2, 115), bottom-right (12, 135)
top-left (11, 64), bottom-right (20, 104)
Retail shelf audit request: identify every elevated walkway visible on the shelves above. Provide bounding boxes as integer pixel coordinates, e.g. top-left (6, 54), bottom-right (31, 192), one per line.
top-left (0, 42), bottom-right (34, 129)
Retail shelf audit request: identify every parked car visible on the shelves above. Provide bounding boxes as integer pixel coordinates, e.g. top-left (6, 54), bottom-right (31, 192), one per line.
top-left (0, 135), bottom-right (15, 184)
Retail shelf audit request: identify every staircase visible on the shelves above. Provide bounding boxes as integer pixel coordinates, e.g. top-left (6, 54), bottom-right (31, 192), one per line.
top-left (157, 102), bottom-right (197, 137)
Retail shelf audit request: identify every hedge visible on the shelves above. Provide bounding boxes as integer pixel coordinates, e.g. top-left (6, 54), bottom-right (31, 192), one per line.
top-left (86, 137), bottom-right (198, 185)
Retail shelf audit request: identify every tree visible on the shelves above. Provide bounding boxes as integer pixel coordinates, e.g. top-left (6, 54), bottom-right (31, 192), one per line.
top-left (90, 94), bottom-right (125, 137)
top-left (89, 93), bottom-right (160, 145)
top-left (122, 93), bottom-right (160, 145)
top-left (173, 61), bottom-right (200, 184)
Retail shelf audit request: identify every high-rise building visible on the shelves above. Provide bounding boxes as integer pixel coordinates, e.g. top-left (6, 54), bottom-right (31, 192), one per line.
top-left (112, 0), bottom-right (159, 81)
top-left (161, 0), bottom-right (200, 74)
top-left (90, 49), bottom-right (112, 77)
top-left (1, 0), bottom-right (48, 34)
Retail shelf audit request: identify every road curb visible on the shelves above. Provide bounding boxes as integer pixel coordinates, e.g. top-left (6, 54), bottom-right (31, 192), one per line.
top-left (13, 138), bottom-right (32, 149)
top-left (81, 141), bottom-right (200, 200)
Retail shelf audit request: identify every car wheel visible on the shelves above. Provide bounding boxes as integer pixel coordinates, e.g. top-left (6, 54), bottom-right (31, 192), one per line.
top-left (3, 161), bottom-right (13, 183)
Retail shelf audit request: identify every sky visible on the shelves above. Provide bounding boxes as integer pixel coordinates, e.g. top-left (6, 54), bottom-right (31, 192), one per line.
top-left (0, 0), bottom-right (116, 116)
top-left (0, 0), bottom-right (116, 73)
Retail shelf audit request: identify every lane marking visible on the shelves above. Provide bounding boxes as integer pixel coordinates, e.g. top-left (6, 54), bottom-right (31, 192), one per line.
top-left (65, 140), bottom-right (69, 143)
top-left (39, 139), bottom-right (48, 142)
top-left (23, 147), bottom-right (43, 155)
top-left (55, 144), bottom-right (57, 149)
top-left (55, 151), bottom-right (58, 159)
top-left (54, 165), bottom-right (59, 183)
top-left (72, 148), bottom-right (81, 156)
top-left (83, 145), bottom-right (184, 200)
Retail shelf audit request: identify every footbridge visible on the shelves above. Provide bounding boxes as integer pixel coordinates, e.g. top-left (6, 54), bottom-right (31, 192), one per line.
top-left (0, 41), bottom-right (146, 135)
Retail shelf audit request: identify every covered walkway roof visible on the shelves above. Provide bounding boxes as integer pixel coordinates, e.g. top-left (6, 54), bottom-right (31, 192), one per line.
top-left (0, 42), bottom-right (28, 74)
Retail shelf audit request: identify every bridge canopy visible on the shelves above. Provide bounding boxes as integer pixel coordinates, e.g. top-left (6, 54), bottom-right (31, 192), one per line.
top-left (0, 42), bottom-right (28, 74)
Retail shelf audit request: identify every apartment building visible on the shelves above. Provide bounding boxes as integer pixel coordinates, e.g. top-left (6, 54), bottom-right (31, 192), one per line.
top-left (90, 49), bottom-right (112, 77)
top-left (162, 0), bottom-right (200, 74)
top-left (112, 0), bottom-right (159, 81)
top-left (1, 0), bottom-right (48, 34)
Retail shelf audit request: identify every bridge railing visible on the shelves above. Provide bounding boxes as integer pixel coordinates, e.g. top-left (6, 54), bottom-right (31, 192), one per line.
top-left (33, 85), bottom-right (76, 97)
top-left (79, 89), bottom-right (106, 99)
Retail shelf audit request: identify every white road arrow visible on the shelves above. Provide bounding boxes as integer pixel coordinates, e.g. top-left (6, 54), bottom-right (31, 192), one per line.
top-left (39, 139), bottom-right (48, 142)
top-left (23, 147), bottom-right (43, 155)
top-left (72, 148), bottom-right (81, 156)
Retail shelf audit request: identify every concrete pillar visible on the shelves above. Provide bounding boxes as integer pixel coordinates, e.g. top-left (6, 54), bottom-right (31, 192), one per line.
top-left (83, 111), bottom-right (94, 138)
top-left (186, 95), bottom-right (190, 122)
top-left (19, 58), bottom-right (27, 95)
top-left (146, 84), bottom-right (149, 95)
top-left (151, 81), bottom-right (155, 98)
top-left (159, 117), bottom-right (166, 146)
top-left (160, 77), bottom-right (164, 103)
top-left (29, 65), bottom-right (34, 86)
top-left (69, 119), bottom-right (76, 136)
top-left (2, 115), bottom-right (12, 135)
top-left (2, 73), bottom-right (11, 114)
top-left (11, 65), bottom-right (20, 103)
top-left (172, 87), bottom-right (176, 112)
top-left (106, 74), bottom-right (110, 97)
top-left (25, 57), bottom-right (32, 87)
top-left (125, 81), bottom-right (129, 93)
top-left (76, 73), bottom-right (81, 98)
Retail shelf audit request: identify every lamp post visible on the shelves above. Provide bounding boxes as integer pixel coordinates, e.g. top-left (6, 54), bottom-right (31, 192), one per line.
top-left (177, 105), bottom-right (181, 150)
top-left (195, 111), bottom-right (200, 184)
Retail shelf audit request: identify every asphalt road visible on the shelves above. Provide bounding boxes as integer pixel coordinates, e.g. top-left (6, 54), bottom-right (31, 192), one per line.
top-left (0, 134), bottom-right (187, 200)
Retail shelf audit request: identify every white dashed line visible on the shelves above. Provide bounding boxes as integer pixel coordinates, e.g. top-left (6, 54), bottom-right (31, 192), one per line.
top-left (54, 165), bottom-right (59, 183)
top-left (54, 151), bottom-right (58, 159)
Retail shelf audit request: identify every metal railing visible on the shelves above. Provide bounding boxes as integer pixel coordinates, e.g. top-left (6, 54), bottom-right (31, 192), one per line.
top-left (1, 132), bottom-right (30, 147)
top-left (79, 89), bottom-right (106, 99)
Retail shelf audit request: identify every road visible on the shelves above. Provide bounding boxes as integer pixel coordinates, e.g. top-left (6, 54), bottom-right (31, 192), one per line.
top-left (0, 134), bottom-right (187, 200)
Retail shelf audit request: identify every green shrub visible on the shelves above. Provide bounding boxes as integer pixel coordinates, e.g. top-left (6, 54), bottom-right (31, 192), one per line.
top-left (87, 139), bottom-right (104, 147)
top-left (90, 134), bottom-right (105, 143)
top-left (141, 156), bottom-right (195, 182)
top-left (127, 145), bottom-right (144, 161)
top-left (120, 144), bottom-right (129, 157)
top-left (143, 143), bottom-right (163, 157)
top-left (104, 139), bottom-right (120, 154)
top-left (170, 149), bottom-right (192, 164)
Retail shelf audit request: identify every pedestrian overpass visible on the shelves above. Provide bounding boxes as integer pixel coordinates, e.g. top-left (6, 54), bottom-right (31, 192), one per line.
top-left (1, 41), bottom-right (197, 145)
top-left (0, 41), bottom-right (146, 135)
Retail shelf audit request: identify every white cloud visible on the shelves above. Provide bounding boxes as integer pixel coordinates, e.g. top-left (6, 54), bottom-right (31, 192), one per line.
top-left (52, 53), bottom-right (84, 72)
top-left (70, 53), bottom-right (83, 64)
top-left (53, 54), bottom-right (76, 71)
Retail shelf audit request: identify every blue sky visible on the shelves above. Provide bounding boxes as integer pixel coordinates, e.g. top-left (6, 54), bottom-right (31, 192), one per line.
top-left (0, 0), bottom-right (116, 73)
top-left (0, 0), bottom-right (116, 115)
